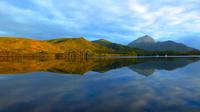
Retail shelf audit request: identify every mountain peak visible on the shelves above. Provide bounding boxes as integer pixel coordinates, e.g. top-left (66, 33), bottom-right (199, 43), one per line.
top-left (136, 35), bottom-right (155, 43)
top-left (128, 35), bottom-right (155, 47)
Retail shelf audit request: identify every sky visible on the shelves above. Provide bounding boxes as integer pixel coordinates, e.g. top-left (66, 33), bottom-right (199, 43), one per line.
top-left (0, 0), bottom-right (200, 49)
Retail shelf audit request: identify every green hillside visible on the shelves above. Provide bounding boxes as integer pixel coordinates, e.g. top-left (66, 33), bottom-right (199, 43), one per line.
top-left (92, 39), bottom-right (137, 55)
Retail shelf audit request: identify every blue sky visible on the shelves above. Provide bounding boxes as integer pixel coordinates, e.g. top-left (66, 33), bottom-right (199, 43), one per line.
top-left (0, 0), bottom-right (200, 49)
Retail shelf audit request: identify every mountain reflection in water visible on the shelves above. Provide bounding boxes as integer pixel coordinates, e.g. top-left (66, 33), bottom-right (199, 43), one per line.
top-left (0, 56), bottom-right (199, 76)
top-left (1, 57), bottom-right (200, 112)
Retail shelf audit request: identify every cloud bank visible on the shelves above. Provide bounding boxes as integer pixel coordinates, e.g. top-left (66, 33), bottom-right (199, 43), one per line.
top-left (0, 0), bottom-right (200, 48)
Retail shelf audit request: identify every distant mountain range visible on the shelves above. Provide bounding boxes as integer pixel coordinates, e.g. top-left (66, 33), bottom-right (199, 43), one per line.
top-left (0, 36), bottom-right (199, 56)
top-left (92, 36), bottom-right (200, 55)
top-left (128, 35), bottom-right (195, 52)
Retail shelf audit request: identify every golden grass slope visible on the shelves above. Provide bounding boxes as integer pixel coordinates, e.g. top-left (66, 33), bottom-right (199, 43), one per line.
top-left (0, 37), bottom-right (111, 54)
top-left (0, 37), bottom-right (61, 54)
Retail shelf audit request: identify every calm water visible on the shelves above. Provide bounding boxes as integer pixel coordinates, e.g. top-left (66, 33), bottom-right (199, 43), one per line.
top-left (0, 57), bottom-right (200, 112)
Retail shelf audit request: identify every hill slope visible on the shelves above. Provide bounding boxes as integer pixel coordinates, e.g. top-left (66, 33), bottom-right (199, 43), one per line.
top-left (0, 37), bottom-right (112, 56)
top-left (47, 37), bottom-right (111, 54)
top-left (92, 39), bottom-right (137, 55)
top-left (0, 37), bottom-right (60, 54)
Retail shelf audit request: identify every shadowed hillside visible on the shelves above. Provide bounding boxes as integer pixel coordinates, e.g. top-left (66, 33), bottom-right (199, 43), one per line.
top-left (92, 39), bottom-right (137, 55)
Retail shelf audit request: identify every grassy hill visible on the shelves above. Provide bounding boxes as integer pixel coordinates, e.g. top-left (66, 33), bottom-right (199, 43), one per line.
top-left (0, 37), bottom-right (61, 54)
top-left (47, 37), bottom-right (111, 54)
top-left (0, 37), bottom-right (115, 56)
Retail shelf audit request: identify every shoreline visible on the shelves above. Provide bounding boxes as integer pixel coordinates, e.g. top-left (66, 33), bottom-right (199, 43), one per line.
top-left (96, 55), bottom-right (200, 58)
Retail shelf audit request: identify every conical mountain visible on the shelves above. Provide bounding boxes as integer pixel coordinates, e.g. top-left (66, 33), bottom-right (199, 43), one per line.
top-left (128, 35), bottom-right (155, 45)
top-left (128, 35), bottom-right (155, 51)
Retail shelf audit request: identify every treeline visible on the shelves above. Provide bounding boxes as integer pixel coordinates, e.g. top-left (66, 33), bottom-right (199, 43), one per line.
top-left (135, 50), bottom-right (200, 56)
top-left (0, 49), bottom-right (94, 58)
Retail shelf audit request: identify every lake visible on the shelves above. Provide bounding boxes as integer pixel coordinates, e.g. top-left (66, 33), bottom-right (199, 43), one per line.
top-left (0, 57), bottom-right (200, 112)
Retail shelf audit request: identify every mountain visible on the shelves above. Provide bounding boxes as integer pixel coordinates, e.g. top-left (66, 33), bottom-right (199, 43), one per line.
top-left (128, 35), bottom-right (196, 52)
top-left (130, 35), bottom-right (155, 44)
top-left (92, 39), bottom-right (137, 55)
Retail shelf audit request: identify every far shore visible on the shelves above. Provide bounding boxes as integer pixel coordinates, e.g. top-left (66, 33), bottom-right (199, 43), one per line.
top-left (96, 55), bottom-right (200, 58)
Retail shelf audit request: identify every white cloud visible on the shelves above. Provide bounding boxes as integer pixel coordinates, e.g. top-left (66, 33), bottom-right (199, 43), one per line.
top-left (0, 30), bottom-right (7, 35)
top-left (129, 0), bottom-right (147, 13)
top-left (30, 0), bottom-right (66, 20)
top-left (126, 0), bottom-right (200, 41)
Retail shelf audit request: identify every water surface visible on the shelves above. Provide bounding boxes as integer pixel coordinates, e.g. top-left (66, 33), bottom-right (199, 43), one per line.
top-left (0, 57), bottom-right (200, 112)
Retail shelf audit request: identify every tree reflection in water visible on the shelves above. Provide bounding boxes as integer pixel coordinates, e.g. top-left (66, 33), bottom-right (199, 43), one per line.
top-left (0, 56), bottom-right (199, 76)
